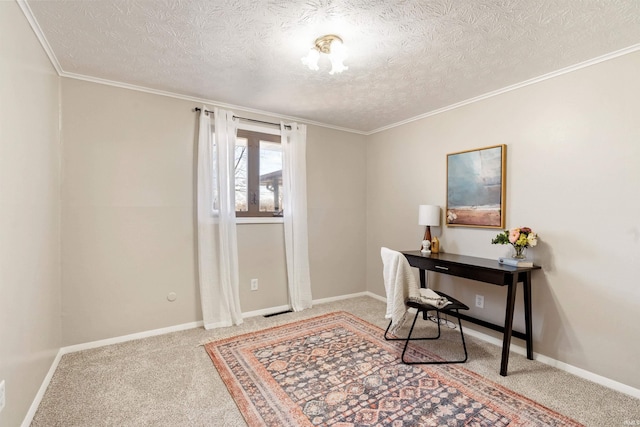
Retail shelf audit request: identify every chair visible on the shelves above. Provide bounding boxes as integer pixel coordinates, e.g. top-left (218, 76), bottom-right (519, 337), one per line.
top-left (381, 247), bottom-right (469, 365)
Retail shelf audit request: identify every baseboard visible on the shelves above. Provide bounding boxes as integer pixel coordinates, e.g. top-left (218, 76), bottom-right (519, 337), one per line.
top-left (21, 295), bottom-right (360, 425)
top-left (460, 326), bottom-right (640, 399)
top-left (54, 292), bottom-right (374, 355)
top-left (241, 292), bottom-right (372, 318)
top-left (363, 291), bottom-right (387, 303)
top-left (530, 351), bottom-right (640, 399)
top-left (20, 349), bottom-right (64, 427)
top-left (242, 304), bottom-right (292, 318)
top-left (313, 291), bottom-right (370, 305)
top-left (24, 292), bottom-right (640, 426)
top-left (61, 320), bottom-right (204, 354)
top-left (21, 320), bottom-right (204, 426)
top-left (370, 291), bottom-right (640, 398)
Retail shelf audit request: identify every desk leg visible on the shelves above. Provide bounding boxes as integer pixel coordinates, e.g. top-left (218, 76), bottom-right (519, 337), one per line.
top-left (419, 269), bottom-right (428, 320)
top-left (500, 274), bottom-right (518, 376)
top-left (523, 272), bottom-right (534, 360)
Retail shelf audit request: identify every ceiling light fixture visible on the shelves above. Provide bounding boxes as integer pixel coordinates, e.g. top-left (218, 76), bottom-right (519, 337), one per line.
top-left (301, 34), bottom-right (348, 75)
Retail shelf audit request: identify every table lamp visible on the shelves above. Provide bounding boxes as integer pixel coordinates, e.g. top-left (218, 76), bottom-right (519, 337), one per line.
top-left (418, 205), bottom-right (440, 252)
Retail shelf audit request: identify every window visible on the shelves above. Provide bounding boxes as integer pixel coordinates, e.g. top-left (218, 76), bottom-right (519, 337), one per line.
top-left (235, 129), bottom-right (283, 217)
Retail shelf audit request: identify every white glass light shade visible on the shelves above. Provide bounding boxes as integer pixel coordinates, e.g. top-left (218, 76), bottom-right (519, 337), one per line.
top-left (301, 48), bottom-right (320, 71)
top-left (418, 205), bottom-right (440, 226)
top-left (328, 39), bottom-right (348, 75)
top-left (302, 35), bottom-right (348, 74)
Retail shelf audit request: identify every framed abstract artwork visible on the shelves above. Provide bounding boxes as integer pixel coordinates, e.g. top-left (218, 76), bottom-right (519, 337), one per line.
top-left (446, 144), bottom-right (506, 228)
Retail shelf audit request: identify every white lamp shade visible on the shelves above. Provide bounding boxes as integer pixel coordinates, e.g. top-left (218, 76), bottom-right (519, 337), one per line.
top-left (418, 205), bottom-right (440, 226)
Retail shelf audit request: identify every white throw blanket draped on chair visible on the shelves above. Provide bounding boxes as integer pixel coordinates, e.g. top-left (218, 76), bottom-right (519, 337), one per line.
top-left (381, 247), bottom-right (420, 333)
top-left (381, 247), bottom-right (450, 334)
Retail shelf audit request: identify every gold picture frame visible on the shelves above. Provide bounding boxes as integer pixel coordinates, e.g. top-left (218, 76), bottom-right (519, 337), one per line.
top-left (446, 144), bottom-right (506, 228)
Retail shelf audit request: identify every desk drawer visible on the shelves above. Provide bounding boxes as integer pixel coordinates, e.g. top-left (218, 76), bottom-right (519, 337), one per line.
top-left (406, 256), bottom-right (510, 286)
top-left (428, 262), bottom-right (470, 278)
top-left (431, 264), bottom-right (509, 285)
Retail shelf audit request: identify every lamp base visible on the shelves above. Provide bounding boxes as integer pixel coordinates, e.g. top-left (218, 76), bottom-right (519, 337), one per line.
top-left (420, 226), bottom-right (432, 250)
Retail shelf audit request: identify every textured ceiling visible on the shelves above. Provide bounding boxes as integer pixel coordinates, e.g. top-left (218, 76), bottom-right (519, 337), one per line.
top-left (24, 0), bottom-right (640, 133)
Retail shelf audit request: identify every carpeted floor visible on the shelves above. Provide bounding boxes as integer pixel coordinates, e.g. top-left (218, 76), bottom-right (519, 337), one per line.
top-left (32, 296), bottom-right (639, 426)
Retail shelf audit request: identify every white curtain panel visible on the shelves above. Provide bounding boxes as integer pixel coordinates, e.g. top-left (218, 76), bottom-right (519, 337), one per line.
top-left (197, 107), bottom-right (243, 329)
top-left (281, 122), bottom-right (313, 311)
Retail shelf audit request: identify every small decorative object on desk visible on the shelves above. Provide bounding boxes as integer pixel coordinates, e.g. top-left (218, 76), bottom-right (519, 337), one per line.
top-left (498, 257), bottom-right (533, 267)
top-left (492, 227), bottom-right (538, 259)
top-left (421, 240), bottom-right (431, 254)
top-left (430, 236), bottom-right (440, 253)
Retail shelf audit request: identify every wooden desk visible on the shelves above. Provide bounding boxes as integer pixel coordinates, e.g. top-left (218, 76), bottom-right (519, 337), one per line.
top-left (402, 251), bottom-right (541, 376)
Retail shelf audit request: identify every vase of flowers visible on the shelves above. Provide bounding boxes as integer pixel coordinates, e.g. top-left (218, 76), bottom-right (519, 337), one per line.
top-left (492, 227), bottom-right (538, 259)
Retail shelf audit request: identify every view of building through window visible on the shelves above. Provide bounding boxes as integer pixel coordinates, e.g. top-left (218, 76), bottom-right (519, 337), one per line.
top-left (258, 140), bottom-right (283, 213)
top-left (234, 130), bottom-right (282, 216)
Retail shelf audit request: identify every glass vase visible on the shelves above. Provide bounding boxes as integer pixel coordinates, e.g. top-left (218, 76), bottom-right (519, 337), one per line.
top-left (512, 245), bottom-right (526, 259)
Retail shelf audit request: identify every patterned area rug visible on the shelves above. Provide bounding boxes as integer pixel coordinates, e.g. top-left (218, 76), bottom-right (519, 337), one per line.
top-left (204, 312), bottom-right (582, 426)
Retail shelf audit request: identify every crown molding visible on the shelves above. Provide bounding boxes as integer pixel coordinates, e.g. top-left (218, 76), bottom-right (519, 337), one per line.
top-left (17, 0), bottom-right (366, 135)
top-left (59, 71), bottom-right (367, 135)
top-left (18, 0), bottom-right (640, 137)
top-left (367, 43), bottom-right (640, 135)
top-left (16, 0), bottom-right (63, 75)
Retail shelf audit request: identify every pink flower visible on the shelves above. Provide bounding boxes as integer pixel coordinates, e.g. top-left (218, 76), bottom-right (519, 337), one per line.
top-left (508, 228), bottom-right (520, 244)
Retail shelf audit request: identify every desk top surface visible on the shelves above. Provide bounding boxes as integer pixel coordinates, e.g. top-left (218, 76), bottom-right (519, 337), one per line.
top-left (402, 250), bottom-right (541, 272)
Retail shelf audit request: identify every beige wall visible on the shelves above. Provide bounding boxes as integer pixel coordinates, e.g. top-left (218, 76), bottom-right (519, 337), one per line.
top-left (60, 78), bottom-right (367, 344)
top-left (307, 125), bottom-right (367, 300)
top-left (61, 80), bottom-right (200, 344)
top-left (0, 2), bottom-right (61, 426)
top-left (366, 51), bottom-right (640, 389)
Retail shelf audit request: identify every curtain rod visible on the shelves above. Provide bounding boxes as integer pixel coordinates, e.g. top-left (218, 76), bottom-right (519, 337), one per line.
top-left (193, 107), bottom-right (290, 129)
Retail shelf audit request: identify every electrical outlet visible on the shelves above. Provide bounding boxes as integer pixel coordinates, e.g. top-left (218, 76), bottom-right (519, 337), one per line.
top-left (0, 379), bottom-right (5, 413)
top-left (475, 295), bottom-right (484, 309)
top-left (250, 279), bottom-right (258, 291)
